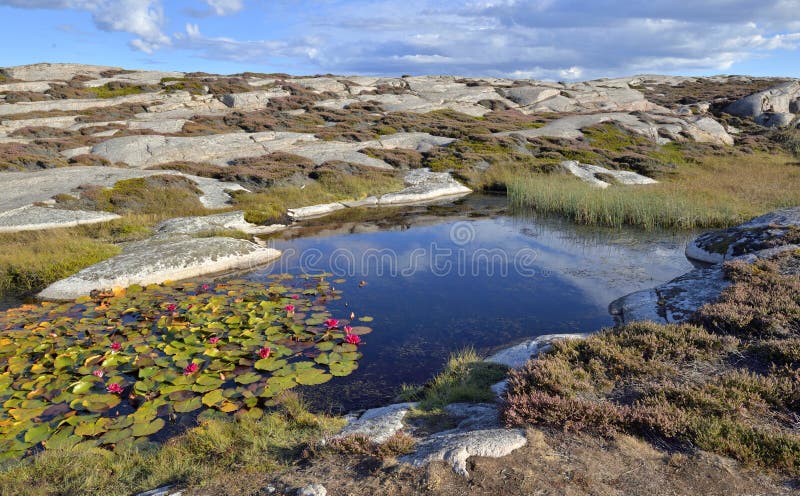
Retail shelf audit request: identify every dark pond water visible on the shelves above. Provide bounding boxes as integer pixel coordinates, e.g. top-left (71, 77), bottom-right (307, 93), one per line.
top-left (243, 195), bottom-right (697, 412)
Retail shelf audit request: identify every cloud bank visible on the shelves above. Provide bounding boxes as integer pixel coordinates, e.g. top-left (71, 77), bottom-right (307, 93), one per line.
top-left (2, 0), bottom-right (799, 77)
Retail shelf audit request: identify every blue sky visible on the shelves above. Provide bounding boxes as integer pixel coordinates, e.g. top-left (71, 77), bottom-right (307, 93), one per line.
top-left (1, 0), bottom-right (799, 80)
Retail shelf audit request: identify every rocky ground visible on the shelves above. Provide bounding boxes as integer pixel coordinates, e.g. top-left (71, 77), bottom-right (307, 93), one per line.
top-left (1, 63), bottom-right (799, 296)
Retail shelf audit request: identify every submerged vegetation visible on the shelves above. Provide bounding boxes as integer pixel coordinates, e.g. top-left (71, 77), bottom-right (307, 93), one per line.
top-left (503, 250), bottom-right (800, 475)
top-left (0, 276), bottom-right (370, 460)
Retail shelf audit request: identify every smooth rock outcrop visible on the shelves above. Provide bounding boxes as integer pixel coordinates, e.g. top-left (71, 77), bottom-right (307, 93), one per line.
top-left (486, 333), bottom-right (589, 369)
top-left (0, 205), bottom-right (121, 233)
top-left (560, 160), bottom-right (658, 188)
top-left (38, 237), bottom-right (281, 300)
top-left (379, 168), bottom-right (471, 205)
top-left (724, 81), bottom-right (800, 127)
top-left (686, 206), bottom-right (800, 264)
top-left (497, 112), bottom-right (733, 146)
top-left (219, 89), bottom-right (291, 109)
top-left (335, 402), bottom-right (416, 444)
top-left (153, 211), bottom-right (285, 239)
top-left (2, 63), bottom-right (117, 81)
top-left (610, 244), bottom-right (800, 324)
top-left (399, 428), bottom-right (527, 476)
top-left (80, 131), bottom-right (452, 170)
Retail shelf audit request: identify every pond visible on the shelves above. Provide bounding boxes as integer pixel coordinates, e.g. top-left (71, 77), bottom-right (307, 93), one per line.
top-left (244, 195), bottom-right (697, 412)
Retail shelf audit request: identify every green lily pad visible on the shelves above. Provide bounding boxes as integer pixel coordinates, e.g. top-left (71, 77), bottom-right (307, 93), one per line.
top-left (132, 418), bottom-right (165, 437)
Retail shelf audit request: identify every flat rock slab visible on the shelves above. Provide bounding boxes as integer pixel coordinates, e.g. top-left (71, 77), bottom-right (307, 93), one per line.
top-left (0, 205), bottom-right (121, 233)
top-left (379, 168), bottom-right (472, 205)
top-left (288, 169), bottom-right (471, 220)
top-left (399, 428), bottom-right (527, 476)
top-left (153, 211), bottom-right (285, 239)
top-left (560, 160), bottom-right (657, 188)
top-left (288, 202), bottom-right (346, 220)
top-left (486, 333), bottom-right (589, 369)
top-left (686, 207), bottom-right (800, 264)
top-left (0, 166), bottom-right (244, 213)
top-left (38, 238), bottom-right (281, 300)
top-left (334, 402), bottom-right (416, 444)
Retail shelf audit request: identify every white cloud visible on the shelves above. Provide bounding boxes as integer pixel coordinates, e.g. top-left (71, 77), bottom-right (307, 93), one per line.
top-left (174, 23), bottom-right (320, 64)
top-left (204, 0), bottom-right (243, 16)
top-left (0, 0), bottom-right (170, 53)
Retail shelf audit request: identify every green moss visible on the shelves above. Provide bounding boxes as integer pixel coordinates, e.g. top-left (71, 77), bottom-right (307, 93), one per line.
top-left (582, 123), bottom-right (649, 152)
top-left (87, 84), bottom-right (145, 99)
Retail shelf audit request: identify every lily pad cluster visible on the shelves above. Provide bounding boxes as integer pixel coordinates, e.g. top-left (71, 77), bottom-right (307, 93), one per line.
top-left (0, 275), bottom-right (372, 461)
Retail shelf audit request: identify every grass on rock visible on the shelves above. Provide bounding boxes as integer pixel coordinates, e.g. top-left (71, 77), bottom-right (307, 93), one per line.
top-left (399, 348), bottom-right (508, 411)
top-left (503, 249), bottom-right (800, 476)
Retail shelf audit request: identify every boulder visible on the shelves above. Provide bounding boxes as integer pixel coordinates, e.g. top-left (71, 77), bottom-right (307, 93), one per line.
top-left (724, 81), bottom-right (800, 127)
top-left (38, 237), bottom-right (281, 300)
top-left (501, 86), bottom-right (561, 106)
top-left (399, 428), bottom-right (527, 476)
top-left (296, 484), bottom-right (327, 496)
top-left (334, 402), bottom-right (416, 444)
top-left (219, 89), bottom-right (291, 109)
top-left (686, 206), bottom-right (800, 264)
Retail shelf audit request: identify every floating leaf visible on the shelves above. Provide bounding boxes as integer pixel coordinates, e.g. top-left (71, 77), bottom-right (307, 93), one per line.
top-left (132, 418), bottom-right (165, 437)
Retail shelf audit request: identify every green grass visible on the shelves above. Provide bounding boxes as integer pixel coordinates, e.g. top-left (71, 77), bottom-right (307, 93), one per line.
top-left (0, 231), bottom-right (121, 296)
top-left (507, 150), bottom-right (800, 230)
top-left (398, 348), bottom-right (508, 411)
top-left (0, 393), bottom-right (344, 496)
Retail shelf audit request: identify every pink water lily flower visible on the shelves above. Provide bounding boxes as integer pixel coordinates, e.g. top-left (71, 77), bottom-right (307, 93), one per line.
top-left (258, 347), bottom-right (272, 359)
top-left (291, 294), bottom-right (300, 300)
top-left (110, 342), bottom-right (122, 352)
top-left (166, 303), bottom-right (177, 312)
top-left (345, 334), bottom-right (361, 345)
top-left (324, 318), bottom-right (339, 330)
top-left (107, 383), bottom-right (123, 394)
top-left (93, 369), bottom-right (104, 378)
top-left (343, 325), bottom-right (353, 334)
top-left (201, 284), bottom-right (210, 291)
top-left (285, 304), bottom-right (295, 313)
top-left (208, 337), bottom-right (220, 345)
top-left (183, 363), bottom-right (199, 375)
